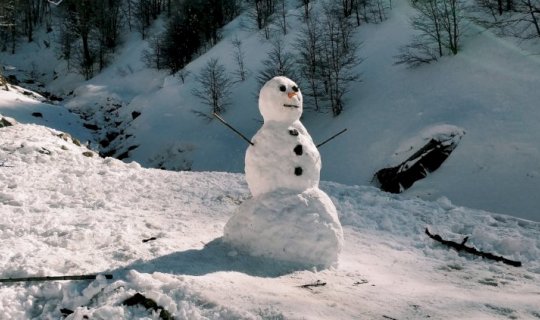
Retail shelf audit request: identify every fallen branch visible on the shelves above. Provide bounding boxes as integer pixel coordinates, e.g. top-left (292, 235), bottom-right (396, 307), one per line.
top-left (142, 237), bottom-right (157, 243)
top-left (299, 280), bottom-right (326, 289)
top-left (0, 274), bottom-right (113, 283)
top-left (425, 228), bottom-right (522, 267)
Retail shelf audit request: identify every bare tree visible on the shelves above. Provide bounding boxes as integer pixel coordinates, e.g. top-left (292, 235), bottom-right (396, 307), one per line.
top-left (473, 0), bottom-right (539, 39)
top-left (141, 33), bottom-right (165, 70)
top-left (299, 0), bottom-right (310, 18)
top-left (247, 0), bottom-right (276, 39)
top-left (231, 35), bottom-right (247, 82)
top-left (319, 2), bottom-right (362, 116)
top-left (257, 37), bottom-right (298, 85)
top-left (396, 0), bottom-right (465, 67)
top-left (274, 0), bottom-right (288, 35)
top-left (177, 68), bottom-right (191, 84)
top-left (295, 13), bottom-right (324, 111)
top-left (192, 58), bottom-right (233, 115)
top-left (0, 0), bottom-right (17, 53)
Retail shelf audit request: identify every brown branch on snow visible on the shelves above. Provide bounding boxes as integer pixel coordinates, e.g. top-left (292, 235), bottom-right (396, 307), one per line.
top-left (0, 274), bottom-right (113, 283)
top-left (425, 228), bottom-right (522, 267)
top-left (142, 237), bottom-right (157, 243)
top-left (299, 280), bottom-right (326, 289)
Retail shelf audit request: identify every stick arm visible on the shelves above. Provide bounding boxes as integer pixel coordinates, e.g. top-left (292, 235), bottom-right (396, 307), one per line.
top-left (212, 112), bottom-right (254, 146)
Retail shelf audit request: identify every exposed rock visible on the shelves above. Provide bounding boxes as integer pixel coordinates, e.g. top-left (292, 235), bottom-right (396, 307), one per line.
top-left (373, 128), bottom-right (465, 193)
top-left (0, 115), bottom-right (17, 128)
top-left (32, 112), bottom-right (43, 118)
top-left (83, 123), bottom-right (100, 131)
top-left (82, 151), bottom-right (94, 157)
top-left (131, 111), bottom-right (141, 120)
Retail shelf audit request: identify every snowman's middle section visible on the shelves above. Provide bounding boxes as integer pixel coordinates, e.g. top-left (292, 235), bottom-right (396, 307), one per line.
top-left (245, 120), bottom-right (321, 197)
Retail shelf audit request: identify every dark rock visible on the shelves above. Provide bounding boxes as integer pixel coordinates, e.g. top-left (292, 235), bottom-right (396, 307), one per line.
top-left (131, 111), bottom-right (141, 120)
top-left (99, 139), bottom-right (110, 148)
top-left (373, 130), bottom-right (464, 193)
top-left (82, 151), bottom-right (94, 157)
top-left (7, 75), bottom-right (18, 84)
top-left (123, 293), bottom-right (173, 320)
top-left (116, 150), bottom-right (130, 160)
top-left (106, 131), bottom-right (119, 141)
top-left (49, 95), bottom-right (63, 102)
top-left (0, 116), bottom-right (17, 128)
top-left (31, 112), bottom-right (43, 118)
top-left (83, 123), bottom-right (99, 130)
top-left (100, 149), bottom-right (116, 158)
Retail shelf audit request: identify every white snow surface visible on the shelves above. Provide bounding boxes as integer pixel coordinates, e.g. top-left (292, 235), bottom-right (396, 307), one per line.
top-left (0, 1), bottom-right (539, 221)
top-left (1, 122), bottom-right (539, 319)
top-left (224, 187), bottom-right (343, 268)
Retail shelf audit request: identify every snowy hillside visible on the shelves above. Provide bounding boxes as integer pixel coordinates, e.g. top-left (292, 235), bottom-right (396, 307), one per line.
top-left (0, 1), bottom-right (539, 223)
top-left (1, 121), bottom-right (539, 319)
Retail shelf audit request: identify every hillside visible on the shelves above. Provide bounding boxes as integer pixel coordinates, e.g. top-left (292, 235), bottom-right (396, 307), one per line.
top-left (1, 1), bottom-right (538, 221)
top-left (1, 121), bottom-right (539, 319)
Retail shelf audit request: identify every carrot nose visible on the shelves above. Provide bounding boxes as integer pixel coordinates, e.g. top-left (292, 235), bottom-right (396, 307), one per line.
top-left (288, 92), bottom-right (297, 99)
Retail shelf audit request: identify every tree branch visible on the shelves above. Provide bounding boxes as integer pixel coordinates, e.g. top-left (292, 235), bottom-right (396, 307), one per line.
top-left (425, 228), bottom-right (522, 267)
top-left (0, 274), bottom-right (113, 283)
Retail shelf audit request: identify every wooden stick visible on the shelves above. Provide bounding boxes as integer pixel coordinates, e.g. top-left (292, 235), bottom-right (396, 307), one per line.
top-left (316, 128), bottom-right (347, 148)
top-left (212, 112), bottom-right (254, 146)
top-left (299, 280), bottom-right (327, 289)
top-left (425, 228), bottom-right (522, 267)
top-left (0, 274), bottom-right (113, 283)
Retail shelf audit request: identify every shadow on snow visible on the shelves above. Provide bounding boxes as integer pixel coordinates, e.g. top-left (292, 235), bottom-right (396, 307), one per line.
top-left (109, 237), bottom-right (310, 278)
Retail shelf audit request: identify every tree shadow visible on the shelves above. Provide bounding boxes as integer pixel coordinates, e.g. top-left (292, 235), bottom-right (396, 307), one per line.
top-left (110, 237), bottom-right (309, 278)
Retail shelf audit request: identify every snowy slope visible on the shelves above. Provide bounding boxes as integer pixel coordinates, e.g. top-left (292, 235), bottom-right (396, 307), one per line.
top-left (0, 1), bottom-right (539, 223)
top-left (1, 122), bottom-right (539, 319)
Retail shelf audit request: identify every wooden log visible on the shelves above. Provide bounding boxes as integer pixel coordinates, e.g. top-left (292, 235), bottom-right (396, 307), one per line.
top-left (0, 274), bottom-right (113, 283)
top-left (425, 228), bottom-right (522, 267)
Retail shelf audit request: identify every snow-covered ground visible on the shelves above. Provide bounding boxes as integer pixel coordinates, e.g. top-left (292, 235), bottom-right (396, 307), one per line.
top-left (1, 121), bottom-right (539, 319)
top-left (1, 1), bottom-right (538, 221)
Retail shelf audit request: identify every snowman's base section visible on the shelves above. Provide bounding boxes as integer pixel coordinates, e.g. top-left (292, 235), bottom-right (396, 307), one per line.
top-left (223, 187), bottom-right (344, 269)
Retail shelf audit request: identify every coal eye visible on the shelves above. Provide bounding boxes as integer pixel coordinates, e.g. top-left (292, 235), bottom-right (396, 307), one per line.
top-left (279, 85), bottom-right (286, 92)
top-left (292, 86), bottom-right (299, 92)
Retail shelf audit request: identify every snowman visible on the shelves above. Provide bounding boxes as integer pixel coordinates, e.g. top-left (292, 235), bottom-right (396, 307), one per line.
top-left (223, 76), bottom-right (344, 268)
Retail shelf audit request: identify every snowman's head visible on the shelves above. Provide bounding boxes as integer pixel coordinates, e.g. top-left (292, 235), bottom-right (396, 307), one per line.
top-left (258, 76), bottom-right (303, 123)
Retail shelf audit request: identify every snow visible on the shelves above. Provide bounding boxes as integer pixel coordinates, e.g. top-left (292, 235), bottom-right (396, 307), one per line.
top-left (1, 121), bottom-right (539, 319)
top-left (0, 2), bottom-right (540, 316)
top-left (224, 187), bottom-right (343, 268)
top-left (1, 1), bottom-right (539, 221)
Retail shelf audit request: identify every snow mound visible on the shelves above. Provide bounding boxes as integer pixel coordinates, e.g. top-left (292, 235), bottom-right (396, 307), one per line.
top-left (224, 187), bottom-right (344, 268)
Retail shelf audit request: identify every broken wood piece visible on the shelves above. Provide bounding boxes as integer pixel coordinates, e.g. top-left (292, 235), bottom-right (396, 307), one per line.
top-left (0, 274), bottom-right (113, 283)
top-left (142, 237), bottom-right (157, 243)
top-left (299, 280), bottom-right (327, 289)
top-left (425, 228), bottom-right (522, 267)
